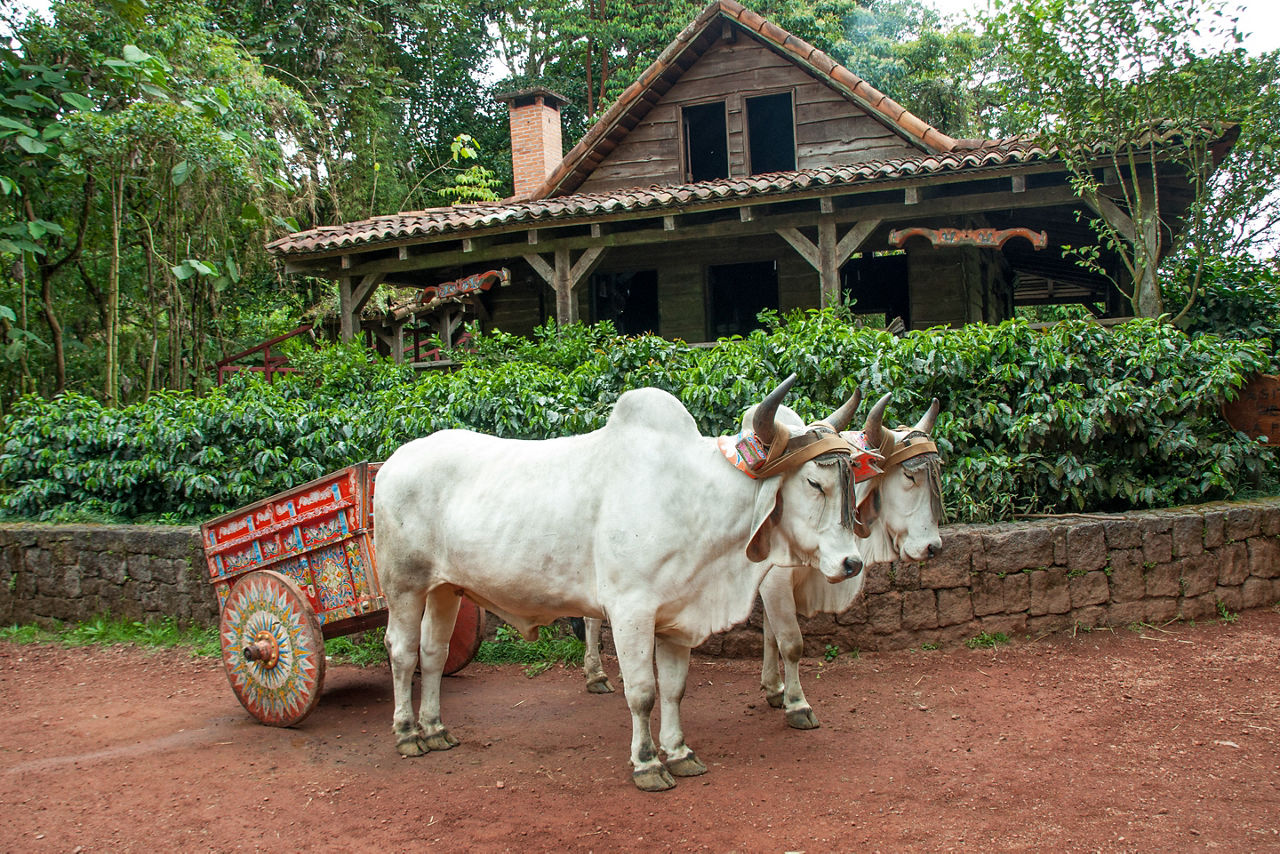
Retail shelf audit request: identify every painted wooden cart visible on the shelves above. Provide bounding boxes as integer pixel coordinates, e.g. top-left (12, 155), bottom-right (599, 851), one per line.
top-left (200, 461), bottom-right (485, 726)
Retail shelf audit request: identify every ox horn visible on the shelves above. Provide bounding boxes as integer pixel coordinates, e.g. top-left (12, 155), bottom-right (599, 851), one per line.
top-left (822, 388), bottom-right (862, 433)
top-left (863, 392), bottom-right (891, 449)
top-left (915, 398), bottom-right (941, 434)
top-left (753, 373), bottom-right (798, 446)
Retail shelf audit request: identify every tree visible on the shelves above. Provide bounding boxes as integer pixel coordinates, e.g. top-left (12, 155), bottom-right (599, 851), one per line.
top-left (984, 0), bottom-right (1280, 320)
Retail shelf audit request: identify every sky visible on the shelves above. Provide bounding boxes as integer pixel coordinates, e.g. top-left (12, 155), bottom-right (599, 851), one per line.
top-left (924, 0), bottom-right (1280, 54)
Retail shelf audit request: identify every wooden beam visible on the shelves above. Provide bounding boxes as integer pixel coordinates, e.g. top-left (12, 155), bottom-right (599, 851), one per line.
top-left (905, 187), bottom-right (919, 205)
top-left (1012, 175), bottom-right (1026, 193)
top-left (398, 246), bottom-right (409, 261)
top-left (820, 197), bottom-right (834, 214)
top-left (835, 219), bottom-right (881, 264)
top-left (523, 253), bottom-right (555, 285)
top-left (590, 223), bottom-right (602, 238)
top-left (292, 184), bottom-right (1085, 279)
top-left (1086, 195), bottom-right (1138, 243)
top-left (777, 227), bottom-right (819, 269)
top-left (569, 245), bottom-right (606, 284)
top-left (350, 273), bottom-right (383, 313)
top-left (740, 207), bottom-right (753, 222)
top-left (528, 229), bottom-right (539, 245)
top-left (462, 238), bottom-right (474, 252)
top-left (664, 216), bottom-right (676, 231)
top-left (339, 277), bottom-right (355, 341)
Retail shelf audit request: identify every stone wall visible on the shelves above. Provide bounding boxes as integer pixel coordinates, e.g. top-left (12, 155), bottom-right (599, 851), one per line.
top-left (3, 499), bottom-right (1280, 654)
top-left (0, 523), bottom-right (215, 627)
top-left (699, 497), bottom-right (1280, 657)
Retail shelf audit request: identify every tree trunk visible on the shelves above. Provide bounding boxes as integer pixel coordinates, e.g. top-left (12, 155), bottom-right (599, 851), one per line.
top-left (105, 171), bottom-right (124, 405)
top-left (39, 268), bottom-right (65, 394)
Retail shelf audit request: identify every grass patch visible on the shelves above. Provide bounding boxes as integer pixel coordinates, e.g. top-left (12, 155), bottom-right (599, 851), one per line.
top-left (1, 615), bottom-right (221, 656)
top-left (475, 624), bottom-right (584, 671)
top-left (965, 630), bottom-right (1010, 649)
top-left (324, 629), bottom-right (388, 666)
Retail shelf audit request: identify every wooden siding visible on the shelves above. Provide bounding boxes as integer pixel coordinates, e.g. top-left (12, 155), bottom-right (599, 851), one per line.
top-left (577, 36), bottom-right (922, 195)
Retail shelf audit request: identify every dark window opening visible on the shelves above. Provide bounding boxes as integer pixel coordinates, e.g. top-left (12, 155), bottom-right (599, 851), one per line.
top-left (842, 253), bottom-right (910, 328)
top-left (707, 261), bottom-right (779, 339)
top-left (591, 270), bottom-right (660, 335)
top-left (746, 92), bottom-right (795, 174)
top-left (683, 101), bottom-right (728, 182)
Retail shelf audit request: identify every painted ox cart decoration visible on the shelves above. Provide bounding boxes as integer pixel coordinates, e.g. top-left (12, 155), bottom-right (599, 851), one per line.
top-left (200, 462), bottom-right (485, 726)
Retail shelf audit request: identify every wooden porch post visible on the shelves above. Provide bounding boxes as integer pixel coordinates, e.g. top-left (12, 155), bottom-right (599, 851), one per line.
top-left (524, 247), bottom-right (606, 327)
top-left (778, 218), bottom-right (881, 308)
top-left (337, 273), bottom-right (386, 342)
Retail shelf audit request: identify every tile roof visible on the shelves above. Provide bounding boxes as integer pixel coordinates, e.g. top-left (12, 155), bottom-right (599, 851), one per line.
top-left (268, 139), bottom-right (1052, 257)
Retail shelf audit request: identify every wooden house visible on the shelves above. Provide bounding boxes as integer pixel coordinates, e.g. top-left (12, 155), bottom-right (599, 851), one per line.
top-left (266, 0), bottom-right (1234, 357)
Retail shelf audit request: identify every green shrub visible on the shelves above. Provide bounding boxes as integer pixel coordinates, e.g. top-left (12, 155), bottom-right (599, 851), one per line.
top-left (0, 310), bottom-right (1273, 525)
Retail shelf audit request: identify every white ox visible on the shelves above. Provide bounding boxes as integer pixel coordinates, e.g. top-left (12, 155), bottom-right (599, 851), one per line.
top-left (373, 376), bottom-right (866, 791)
top-left (579, 394), bottom-right (945, 732)
top-left (759, 394), bottom-right (944, 728)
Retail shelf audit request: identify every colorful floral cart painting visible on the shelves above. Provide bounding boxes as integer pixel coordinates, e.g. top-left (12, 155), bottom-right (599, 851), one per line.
top-left (201, 462), bottom-right (485, 726)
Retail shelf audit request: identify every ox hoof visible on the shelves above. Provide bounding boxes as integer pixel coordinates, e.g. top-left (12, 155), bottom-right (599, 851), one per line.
top-left (423, 729), bottom-right (460, 751)
top-left (586, 676), bottom-right (615, 694)
top-left (785, 708), bottom-right (820, 730)
top-left (764, 690), bottom-right (785, 709)
top-left (632, 766), bottom-right (677, 792)
top-left (666, 752), bottom-right (707, 777)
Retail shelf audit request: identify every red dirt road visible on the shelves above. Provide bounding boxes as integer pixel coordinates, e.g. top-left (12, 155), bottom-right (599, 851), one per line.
top-left (3, 609), bottom-right (1279, 853)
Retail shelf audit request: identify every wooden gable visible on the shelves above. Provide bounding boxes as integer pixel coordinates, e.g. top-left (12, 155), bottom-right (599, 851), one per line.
top-left (577, 34), bottom-right (923, 196)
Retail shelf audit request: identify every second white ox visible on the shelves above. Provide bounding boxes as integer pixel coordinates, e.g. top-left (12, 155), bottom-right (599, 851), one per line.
top-left (373, 375), bottom-right (867, 792)
top-left (759, 394), bottom-right (944, 729)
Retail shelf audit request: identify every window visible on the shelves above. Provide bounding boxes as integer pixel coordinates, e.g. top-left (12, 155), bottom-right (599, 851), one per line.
top-left (746, 92), bottom-right (795, 174)
top-left (707, 261), bottom-right (779, 338)
top-left (591, 270), bottom-right (660, 335)
top-left (683, 101), bottom-right (728, 182)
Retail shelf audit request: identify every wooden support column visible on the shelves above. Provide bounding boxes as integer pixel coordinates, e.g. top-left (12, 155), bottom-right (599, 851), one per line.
top-left (523, 246), bottom-right (606, 327)
top-left (337, 273), bottom-right (385, 342)
top-left (778, 219), bottom-right (882, 308)
top-left (817, 215), bottom-right (839, 307)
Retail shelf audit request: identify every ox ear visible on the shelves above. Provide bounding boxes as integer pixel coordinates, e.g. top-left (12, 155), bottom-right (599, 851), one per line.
top-left (746, 478), bottom-right (784, 562)
top-left (915, 398), bottom-right (941, 434)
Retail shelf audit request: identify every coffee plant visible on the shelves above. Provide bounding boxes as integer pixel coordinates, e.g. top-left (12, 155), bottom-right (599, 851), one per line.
top-left (0, 310), bottom-right (1274, 525)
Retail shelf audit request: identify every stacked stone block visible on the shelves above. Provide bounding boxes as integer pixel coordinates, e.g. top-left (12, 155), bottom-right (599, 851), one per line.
top-left (2, 499), bottom-right (1279, 647)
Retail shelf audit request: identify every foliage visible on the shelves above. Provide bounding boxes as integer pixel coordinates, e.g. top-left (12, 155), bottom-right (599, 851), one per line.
top-left (0, 311), bottom-right (1274, 526)
top-left (474, 623), bottom-right (585, 669)
top-left (0, 614), bottom-right (221, 656)
top-left (324, 628), bottom-right (388, 666)
top-left (983, 0), bottom-right (1280, 319)
top-left (1164, 254), bottom-right (1280, 362)
top-left (966, 630), bottom-right (1011, 649)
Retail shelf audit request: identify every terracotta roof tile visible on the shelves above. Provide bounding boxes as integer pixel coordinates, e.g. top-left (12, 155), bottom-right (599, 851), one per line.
top-left (268, 141), bottom-right (1052, 258)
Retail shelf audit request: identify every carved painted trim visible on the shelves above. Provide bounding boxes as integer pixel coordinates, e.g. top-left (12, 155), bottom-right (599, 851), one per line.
top-left (419, 267), bottom-right (511, 307)
top-left (887, 227), bottom-right (1048, 250)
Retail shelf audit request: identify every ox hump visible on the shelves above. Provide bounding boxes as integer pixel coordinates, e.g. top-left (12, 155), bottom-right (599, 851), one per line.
top-left (606, 387), bottom-right (700, 438)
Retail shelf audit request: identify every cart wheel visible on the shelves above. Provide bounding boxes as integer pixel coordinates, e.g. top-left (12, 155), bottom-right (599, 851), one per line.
top-left (220, 570), bottom-right (326, 726)
top-left (444, 596), bottom-right (485, 676)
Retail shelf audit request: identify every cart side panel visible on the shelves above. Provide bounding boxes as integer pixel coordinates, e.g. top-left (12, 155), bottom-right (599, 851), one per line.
top-left (201, 462), bottom-right (385, 630)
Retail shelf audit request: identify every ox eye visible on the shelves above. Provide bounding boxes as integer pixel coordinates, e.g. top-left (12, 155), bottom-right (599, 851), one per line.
top-left (904, 470), bottom-right (918, 484)
top-left (806, 478), bottom-right (825, 494)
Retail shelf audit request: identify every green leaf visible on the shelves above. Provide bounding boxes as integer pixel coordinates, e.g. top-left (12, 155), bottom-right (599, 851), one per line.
top-left (121, 45), bottom-right (150, 64)
top-left (60, 92), bottom-right (96, 112)
top-left (170, 160), bottom-right (191, 186)
top-left (14, 136), bottom-right (48, 154)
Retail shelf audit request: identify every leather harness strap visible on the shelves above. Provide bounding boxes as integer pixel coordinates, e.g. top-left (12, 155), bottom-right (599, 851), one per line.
top-left (753, 434), bottom-right (857, 479)
top-left (853, 429), bottom-right (942, 537)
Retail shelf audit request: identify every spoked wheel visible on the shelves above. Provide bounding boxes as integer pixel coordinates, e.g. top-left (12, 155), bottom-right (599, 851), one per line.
top-left (220, 570), bottom-right (326, 726)
top-left (443, 596), bottom-right (485, 676)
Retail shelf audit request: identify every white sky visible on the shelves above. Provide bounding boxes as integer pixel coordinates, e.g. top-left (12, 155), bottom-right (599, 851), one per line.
top-left (924, 0), bottom-right (1280, 54)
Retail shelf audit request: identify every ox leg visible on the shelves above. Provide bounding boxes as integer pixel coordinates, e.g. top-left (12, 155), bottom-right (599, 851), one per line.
top-left (758, 572), bottom-right (819, 730)
top-left (611, 618), bottom-right (674, 792)
top-left (655, 637), bottom-right (706, 778)
top-left (387, 586), bottom-right (462, 756)
top-left (761, 608), bottom-right (785, 709)
top-left (582, 617), bottom-right (615, 694)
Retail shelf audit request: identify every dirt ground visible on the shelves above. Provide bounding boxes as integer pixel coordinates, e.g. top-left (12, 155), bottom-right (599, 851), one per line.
top-left (2, 608), bottom-right (1279, 853)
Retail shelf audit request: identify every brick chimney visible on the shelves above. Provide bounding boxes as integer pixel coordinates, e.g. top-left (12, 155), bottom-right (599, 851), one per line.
top-left (497, 87), bottom-right (567, 199)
